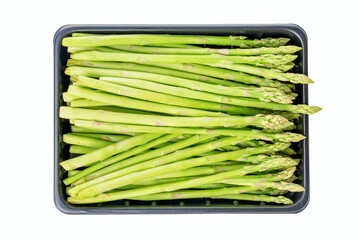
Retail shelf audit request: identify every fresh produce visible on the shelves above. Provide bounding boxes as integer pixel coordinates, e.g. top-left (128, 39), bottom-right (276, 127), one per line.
top-left (59, 33), bottom-right (321, 206)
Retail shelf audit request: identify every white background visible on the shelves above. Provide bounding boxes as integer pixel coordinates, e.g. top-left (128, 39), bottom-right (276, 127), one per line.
top-left (1, 0), bottom-right (359, 239)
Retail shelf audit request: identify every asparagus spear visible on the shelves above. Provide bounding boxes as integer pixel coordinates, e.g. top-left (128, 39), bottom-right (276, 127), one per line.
top-left (126, 186), bottom-right (275, 200)
top-left (67, 59), bottom-right (243, 87)
top-left (68, 44), bottom-right (296, 64)
top-left (230, 154), bottom-right (294, 163)
top-left (67, 133), bottom-right (130, 142)
top-left (81, 135), bottom-right (217, 183)
top-left (261, 62), bottom-right (295, 72)
top-left (101, 76), bottom-right (293, 104)
top-left (63, 92), bottom-right (80, 102)
top-left (69, 84), bottom-right (268, 117)
top-left (117, 166), bottom-right (296, 189)
top-left (63, 134), bottom-right (113, 149)
top-left (87, 105), bottom-right (168, 115)
top-left (69, 145), bottom-right (96, 154)
top-left (63, 134), bottom-right (180, 185)
top-left (69, 79), bottom-right (270, 114)
top-left (209, 63), bottom-right (314, 84)
top-left (147, 44), bottom-right (204, 48)
top-left (71, 125), bottom-right (137, 135)
top-left (70, 50), bottom-right (297, 66)
top-left (60, 107), bottom-right (294, 130)
top-left (68, 68), bottom-right (290, 103)
top-left (68, 135), bottom-right (250, 195)
top-left (73, 142), bottom-right (292, 198)
top-left (60, 133), bottom-right (162, 171)
top-left (70, 75), bottom-right (321, 114)
top-left (283, 175), bottom-right (298, 183)
top-left (67, 46), bottom-right (297, 66)
top-left (67, 84), bottom-right (228, 117)
top-left (213, 194), bottom-right (293, 204)
top-left (70, 98), bottom-right (109, 107)
top-left (108, 45), bottom-right (302, 56)
top-left (74, 119), bottom-right (305, 143)
top-left (62, 34), bottom-right (289, 48)
top-left (220, 179), bottom-right (304, 192)
top-left (67, 46), bottom-right (117, 53)
top-left (140, 63), bottom-right (292, 92)
top-left (68, 155), bottom-right (296, 202)
top-left (144, 165), bottom-right (248, 182)
top-left (68, 185), bottom-right (292, 204)
top-left (140, 163), bottom-right (295, 186)
top-left (281, 147), bottom-right (297, 155)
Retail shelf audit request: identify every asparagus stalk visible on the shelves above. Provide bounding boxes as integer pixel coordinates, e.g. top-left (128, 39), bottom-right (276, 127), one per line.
top-left (213, 194), bottom-right (293, 204)
top-left (73, 142), bottom-right (292, 198)
top-left (67, 84), bottom-right (228, 117)
top-left (67, 46), bottom-right (119, 53)
top-left (283, 175), bottom-right (298, 183)
top-left (127, 186), bottom-right (268, 200)
top-left (67, 133), bottom-right (130, 142)
top-left (272, 111), bottom-right (300, 120)
top-left (69, 145), bottom-right (96, 154)
top-left (69, 79), bottom-right (269, 114)
top-left (69, 185), bottom-right (292, 203)
top-left (220, 179), bottom-right (304, 192)
top-left (63, 92), bottom-right (80, 102)
top-left (71, 125), bottom-right (137, 135)
top-left (144, 164), bottom-right (248, 181)
top-left (87, 105), bottom-right (168, 115)
top-left (146, 44), bottom-right (204, 48)
top-left (108, 45), bottom-right (302, 56)
top-left (82, 135), bottom-right (217, 182)
top-left (62, 34), bottom-right (289, 48)
top-left (140, 163), bottom-right (295, 185)
top-left (63, 134), bottom-right (180, 185)
top-left (60, 133), bottom-right (161, 171)
top-left (63, 134), bottom-right (113, 148)
top-left (70, 50), bottom-right (297, 66)
top-left (101, 76), bottom-right (293, 104)
top-left (281, 147), bottom-right (297, 155)
top-left (261, 62), bottom-right (295, 72)
top-left (252, 189), bottom-right (289, 196)
top-left (60, 107), bottom-right (294, 130)
top-left (68, 155), bottom-right (297, 202)
top-left (70, 75), bottom-right (321, 114)
top-left (230, 154), bottom-right (294, 164)
top-left (68, 135), bottom-right (250, 195)
top-left (118, 166), bottom-right (296, 189)
top-left (68, 68), bottom-right (291, 103)
top-left (140, 63), bottom-right (292, 92)
top-left (74, 119), bottom-right (305, 143)
top-left (67, 59), bottom-right (243, 87)
top-left (209, 63), bottom-right (314, 84)
top-left (129, 189), bottom-right (294, 204)
top-left (67, 46), bottom-right (298, 66)
top-left (70, 99), bottom-right (109, 107)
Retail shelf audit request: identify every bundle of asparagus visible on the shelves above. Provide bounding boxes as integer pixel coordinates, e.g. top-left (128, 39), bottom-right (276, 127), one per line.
top-left (60, 33), bottom-right (321, 205)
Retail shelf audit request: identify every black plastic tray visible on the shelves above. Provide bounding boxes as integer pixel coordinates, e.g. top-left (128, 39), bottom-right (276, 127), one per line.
top-left (54, 24), bottom-right (309, 214)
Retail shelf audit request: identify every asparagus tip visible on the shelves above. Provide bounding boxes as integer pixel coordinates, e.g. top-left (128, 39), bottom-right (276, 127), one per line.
top-left (277, 166), bottom-right (297, 180)
top-left (276, 132), bottom-right (306, 142)
top-left (297, 105), bottom-right (322, 115)
top-left (257, 38), bottom-right (290, 47)
top-left (278, 182), bottom-right (305, 192)
top-left (287, 73), bottom-right (314, 84)
top-left (277, 196), bottom-right (293, 205)
top-left (257, 114), bottom-right (295, 130)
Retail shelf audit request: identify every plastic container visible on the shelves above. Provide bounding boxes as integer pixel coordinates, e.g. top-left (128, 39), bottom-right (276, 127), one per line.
top-left (54, 24), bottom-right (309, 214)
